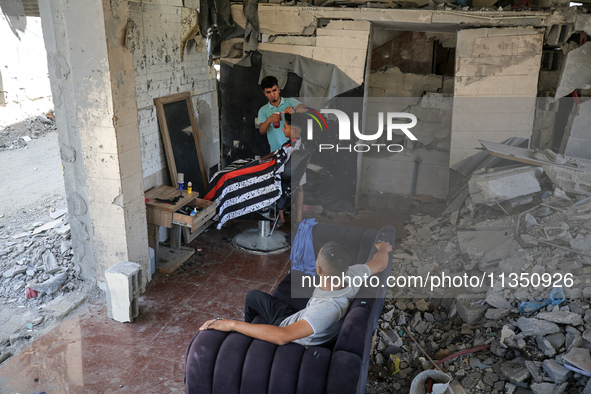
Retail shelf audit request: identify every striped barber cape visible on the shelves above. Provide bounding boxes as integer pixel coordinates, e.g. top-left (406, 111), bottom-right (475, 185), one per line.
top-left (203, 144), bottom-right (290, 230)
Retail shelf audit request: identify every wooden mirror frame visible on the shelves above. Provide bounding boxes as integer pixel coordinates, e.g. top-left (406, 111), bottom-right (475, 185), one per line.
top-left (154, 92), bottom-right (208, 192)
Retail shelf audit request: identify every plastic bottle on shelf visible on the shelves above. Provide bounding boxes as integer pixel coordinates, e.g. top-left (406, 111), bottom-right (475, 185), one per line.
top-left (187, 181), bottom-right (192, 194)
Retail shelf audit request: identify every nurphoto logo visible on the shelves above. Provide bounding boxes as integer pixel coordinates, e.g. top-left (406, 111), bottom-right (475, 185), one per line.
top-left (305, 108), bottom-right (418, 153)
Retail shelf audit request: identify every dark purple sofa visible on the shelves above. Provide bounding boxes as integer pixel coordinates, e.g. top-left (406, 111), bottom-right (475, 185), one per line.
top-left (185, 223), bottom-right (395, 394)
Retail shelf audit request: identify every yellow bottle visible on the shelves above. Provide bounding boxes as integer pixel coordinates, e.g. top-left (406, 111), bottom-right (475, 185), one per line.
top-left (187, 181), bottom-right (192, 194)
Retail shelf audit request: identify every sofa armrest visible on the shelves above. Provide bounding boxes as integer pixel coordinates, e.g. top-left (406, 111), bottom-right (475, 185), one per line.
top-left (185, 330), bottom-right (334, 394)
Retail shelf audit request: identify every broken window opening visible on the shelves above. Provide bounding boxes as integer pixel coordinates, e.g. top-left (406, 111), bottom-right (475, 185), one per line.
top-left (317, 18), bottom-right (354, 29)
top-left (370, 30), bottom-right (455, 77)
top-left (540, 49), bottom-right (563, 72)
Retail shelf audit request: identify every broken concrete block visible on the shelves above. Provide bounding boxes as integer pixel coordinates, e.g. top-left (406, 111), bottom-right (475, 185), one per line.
top-left (500, 357), bottom-right (531, 385)
top-left (456, 295), bottom-right (488, 325)
top-left (542, 359), bottom-right (571, 383)
top-left (485, 308), bottom-right (510, 320)
top-left (525, 360), bottom-right (544, 383)
top-left (531, 382), bottom-right (568, 394)
top-left (536, 335), bottom-right (557, 357)
top-left (2, 267), bottom-right (26, 278)
top-left (556, 42), bottom-right (591, 99)
top-left (517, 317), bottom-right (560, 336)
top-left (485, 294), bottom-right (511, 310)
top-left (537, 311), bottom-right (583, 326)
top-left (543, 223), bottom-right (572, 245)
top-left (570, 233), bottom-right (591, 252)
top-left (105, 261), bottom-right (142, 323)
top-left (468, 166), bottom-right (543, 204)
top-left (42, 250), bottom-right (60, 274)
top-left (544, 165), bottom-right (591, 196)
top-left (546, 333), bottom-right (566, 350)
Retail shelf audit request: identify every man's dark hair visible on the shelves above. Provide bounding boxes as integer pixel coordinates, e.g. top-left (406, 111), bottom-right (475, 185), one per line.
top-left (319, 242), bottom-right (352, 275)
top-left (261, 76), bottom-right (279, 90)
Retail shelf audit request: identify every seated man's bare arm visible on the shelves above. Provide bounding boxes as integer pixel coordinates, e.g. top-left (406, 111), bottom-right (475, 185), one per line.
top-left (200, 318), bottom-right (314, 346)
top-left (365, 241), bottom-right (392, 276)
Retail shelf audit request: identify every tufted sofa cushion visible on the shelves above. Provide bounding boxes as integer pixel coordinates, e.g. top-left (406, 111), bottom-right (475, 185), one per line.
top-left (185, 223), bottom-right (395, 394)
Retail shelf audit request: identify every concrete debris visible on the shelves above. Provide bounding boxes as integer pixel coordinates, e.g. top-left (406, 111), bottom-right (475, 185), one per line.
top-left (0, 203), bottom-right (86, 367)
top-left (518, 317), bottom-right (560, 337)
top-left (28, 272), bottom-right (68, 295)
top-left (468, 166), bottom-right (543, 205)
top-left (562, 347), bottom-right (591, 377)
top-left (0, 113), bottom-right (57, 151)
top-left (501, 358), bottom-right (531, 384)
top-left (33, 218), bottom-right (63, 235)
top-left (526, 360), bottom-right (544, 383)
top-left (543, 359), bottom-right (572, 383)
top-left (555, 42), bottom-right (591, 99)
top-left (544, 165), bottom-right (591, 197)
top-left (537, 311), bottom-right (583, 326)
top-left (49, 208), bottom-right (67, 220)
top-left (375, 167), bottom-right (591, 392)
top-left (530, 382), bottom-right (568, 394)
top-left (456, 295), bottom-right (488, 325)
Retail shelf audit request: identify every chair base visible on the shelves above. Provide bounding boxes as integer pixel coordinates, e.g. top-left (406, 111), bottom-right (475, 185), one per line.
top-left (232, 228), bottom-right (290, 255)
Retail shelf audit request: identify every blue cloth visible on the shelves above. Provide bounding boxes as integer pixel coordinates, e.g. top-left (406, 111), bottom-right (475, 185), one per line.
top-left (258, 97), bottom-right (302, 152)
top-left (290, 218), bottom-right (318, 275)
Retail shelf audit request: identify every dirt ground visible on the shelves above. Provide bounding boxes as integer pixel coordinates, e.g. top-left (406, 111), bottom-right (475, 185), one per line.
top-left (0, 103), bottom-right (64, 219)
top-left (0, 132), bottom-right (65, 218)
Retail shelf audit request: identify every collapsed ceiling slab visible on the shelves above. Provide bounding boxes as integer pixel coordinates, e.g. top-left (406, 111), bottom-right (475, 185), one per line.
top-left (230, 5), bottom-right (573, 36)
top-left (555, 42), bottom-right (591, 99)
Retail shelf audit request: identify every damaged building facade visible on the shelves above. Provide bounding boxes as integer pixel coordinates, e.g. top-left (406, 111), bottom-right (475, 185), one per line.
top-left (2, 0), bottom-right (591, 391)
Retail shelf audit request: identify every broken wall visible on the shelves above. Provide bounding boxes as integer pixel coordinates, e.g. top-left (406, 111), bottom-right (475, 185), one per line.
top-left (0, 13), bottom-right (52, 109)
top-left (245, 19), bottom-right (370, 86)
top-left (129, 1), bottom-right (220, 190)
top-left (451, 27), bottom-right (543, 166)
top-left (229, 6), bottom-right (371, 86)
top-left (361, 31), bottom-right (453, 199)
top-left (565, 100), bottom-right (591, 160)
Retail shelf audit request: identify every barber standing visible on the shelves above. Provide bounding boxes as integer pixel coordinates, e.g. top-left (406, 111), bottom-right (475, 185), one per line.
top-left (258, 76), bottom-right (307, 152)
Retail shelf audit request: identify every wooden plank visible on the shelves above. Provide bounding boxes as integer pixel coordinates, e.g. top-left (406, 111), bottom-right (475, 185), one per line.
top-left (479, 140), bottom-right (591, 171)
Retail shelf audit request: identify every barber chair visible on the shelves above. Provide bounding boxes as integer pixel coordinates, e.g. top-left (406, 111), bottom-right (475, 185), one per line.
top-left (232, 149), bottom-right (311, 254)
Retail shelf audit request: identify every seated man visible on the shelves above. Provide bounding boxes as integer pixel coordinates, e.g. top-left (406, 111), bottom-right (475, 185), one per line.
top-left (276, 112), bottom-right (307, 227)
top-left (200, 240), bottom-right (392, 346)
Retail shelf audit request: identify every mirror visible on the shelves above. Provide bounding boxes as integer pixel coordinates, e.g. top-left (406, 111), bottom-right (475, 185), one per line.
top-left (154, 92), bottom-right (208, 196)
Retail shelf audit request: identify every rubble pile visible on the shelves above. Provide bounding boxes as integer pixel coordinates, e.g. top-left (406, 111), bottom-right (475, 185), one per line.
top-left (0, 208), bottom-right (81, 306)
top-left (0, 205), bottom-right (87, 365)
top-left (368, 160), bottom-right (591, 393)
top-left (0, 112), bottom-right (56, 151)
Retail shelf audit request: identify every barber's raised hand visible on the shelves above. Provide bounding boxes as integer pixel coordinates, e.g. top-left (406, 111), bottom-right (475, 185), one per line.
top-left (283, 106), bottom-right (295, 114)
top-left (269, 112), bottom-right (281, 122)
top-left (375, 241), bottom-right (392, 254)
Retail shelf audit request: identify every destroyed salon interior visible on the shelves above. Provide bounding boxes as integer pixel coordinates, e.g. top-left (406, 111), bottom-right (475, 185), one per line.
top-left (1, 0), bottom-right (591, 392)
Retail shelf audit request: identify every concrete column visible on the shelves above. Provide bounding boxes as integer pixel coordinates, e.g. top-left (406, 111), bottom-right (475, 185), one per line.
top-left (39, 0), bottom-right (150, 286)
top-left (450, 27), bottom-right (543, 166)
